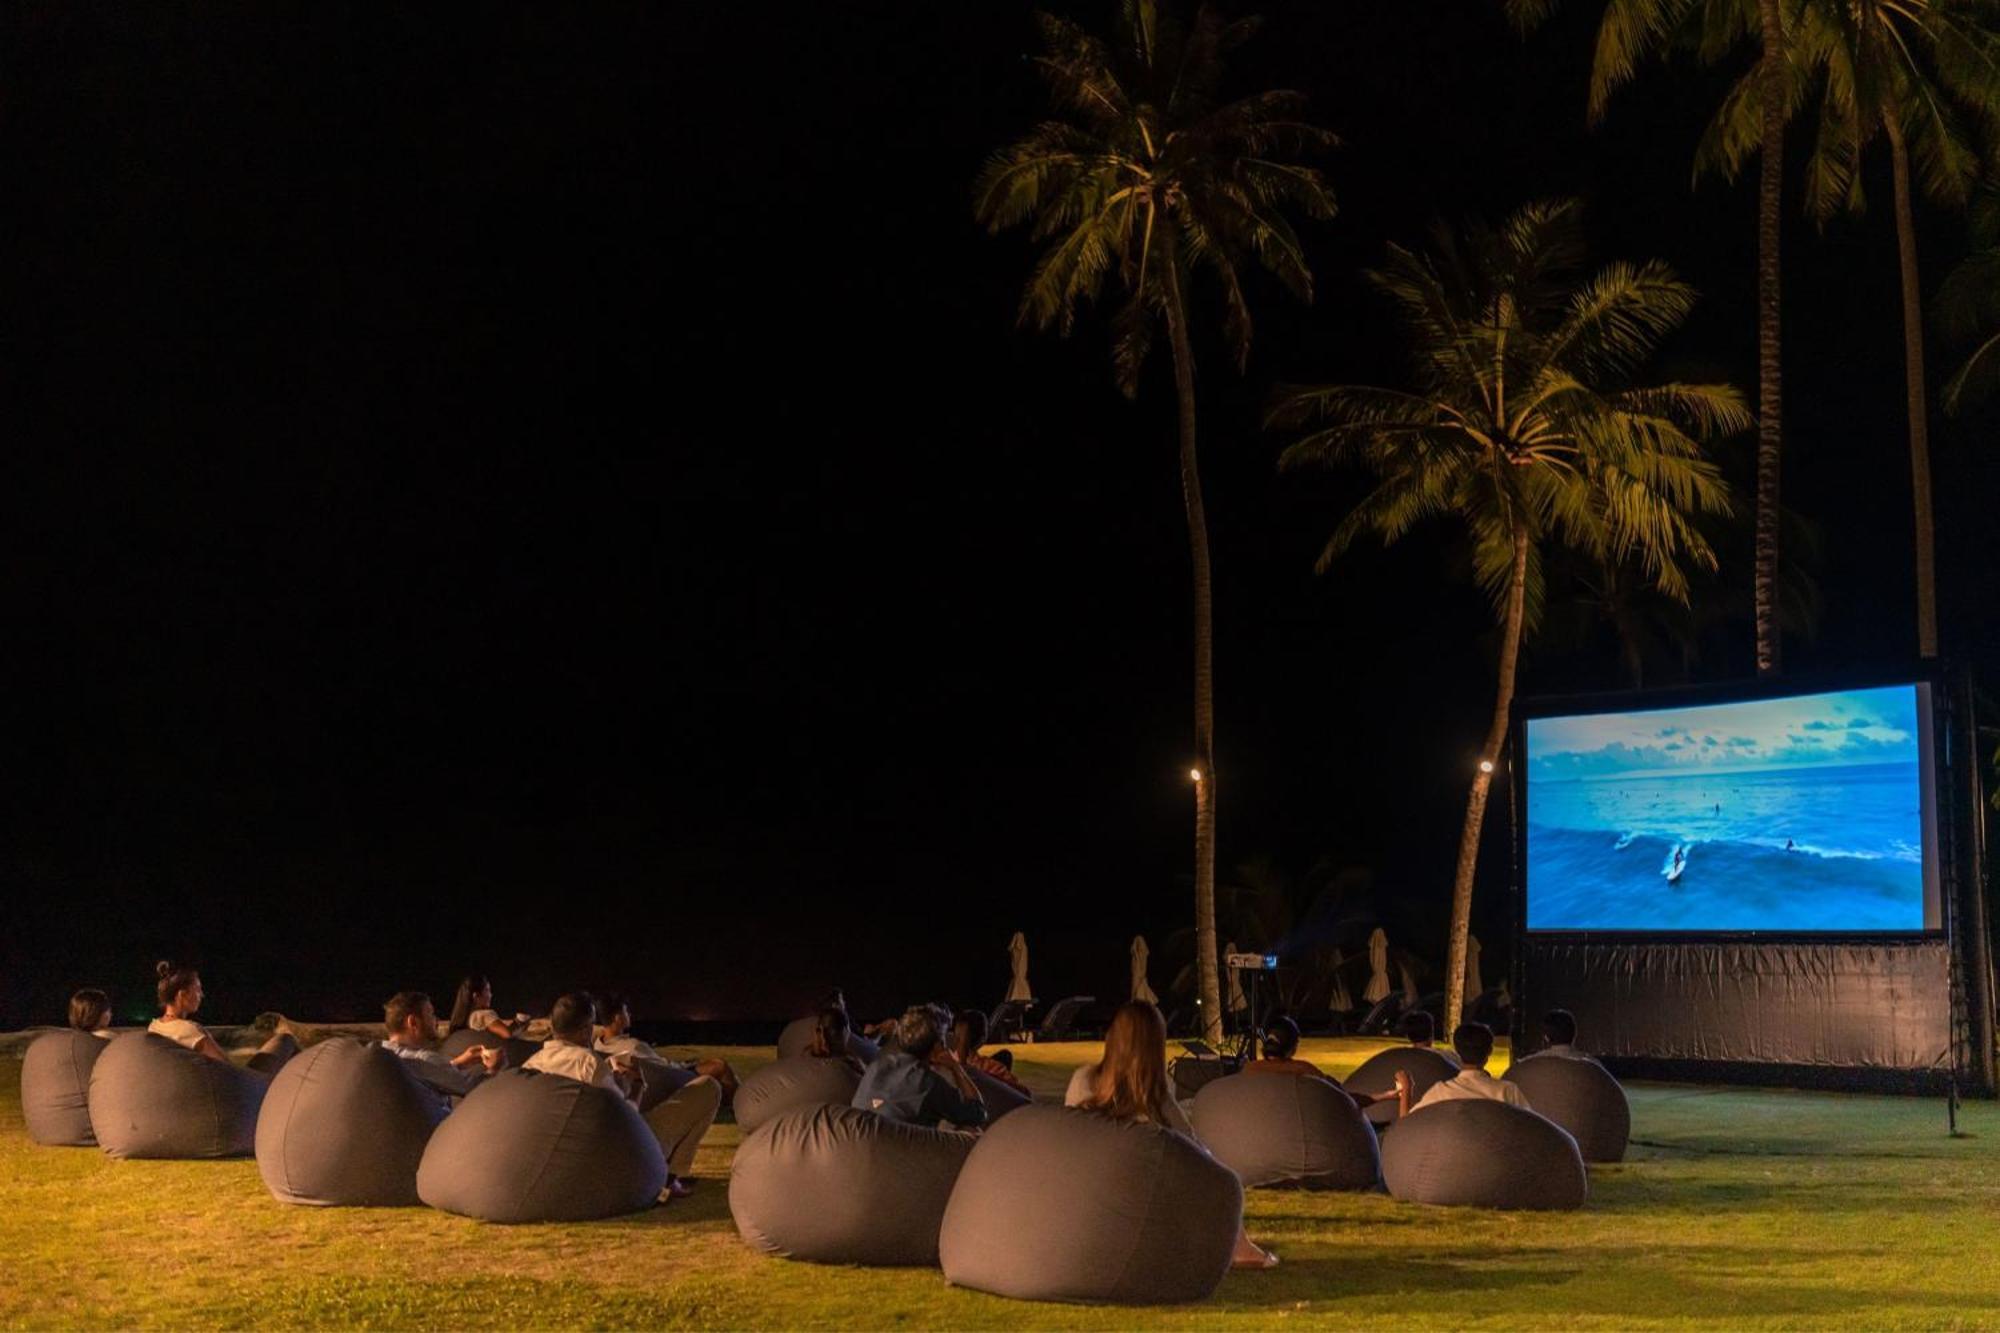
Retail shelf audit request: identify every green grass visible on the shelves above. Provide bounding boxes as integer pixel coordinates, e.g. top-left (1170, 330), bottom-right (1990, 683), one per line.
top-left (4, 1037), bottom-right (1998, 1329)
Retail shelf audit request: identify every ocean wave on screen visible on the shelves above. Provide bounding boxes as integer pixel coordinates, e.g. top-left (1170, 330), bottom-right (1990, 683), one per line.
top-left (1527, 825), bottom-right (1926, 932)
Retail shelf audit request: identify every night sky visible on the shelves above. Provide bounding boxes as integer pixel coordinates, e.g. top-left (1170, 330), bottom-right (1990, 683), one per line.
top-left (4, 1), bottom-right (1994, 1030)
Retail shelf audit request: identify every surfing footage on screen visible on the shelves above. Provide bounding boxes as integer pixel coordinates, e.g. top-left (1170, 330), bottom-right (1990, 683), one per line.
top-left (1525, 683), bottom-right (1940, 933)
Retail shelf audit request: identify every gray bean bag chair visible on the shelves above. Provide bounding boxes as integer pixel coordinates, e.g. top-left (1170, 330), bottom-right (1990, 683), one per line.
top-left (1380, 1098), bottom-right (1588, 1210)
top-left (1504, 1054), bottom-right (1630, 1163)
top-left (938, 1105), bottom-right (1242, 1304)
top-left (416, 1068), bottom-right (666, 1222)
top-left (88, 1032), bottom-right (268, 1159)
top-left (438, 1028), bottom-right (541, 1069)
top-left (775, 1015), bottom-right (878, 1064)
top-left (1343, 1046), bottom-right (1460, 1126)
top-left (256, 1039), bottom-right (448, 1206)
top-left (22, 1030), bottom-right (107, 1146)
top-left (1190, 1072), bottom-right (1380, 1190)
top-left (730, 1103), bottom-right (975, 1266)
top-left (734, 1056), bottom-right (864, 1134)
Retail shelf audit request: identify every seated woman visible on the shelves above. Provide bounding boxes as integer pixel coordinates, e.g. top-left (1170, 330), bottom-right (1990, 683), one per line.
top-left (69, 988), bottom-right (115, 1039)
top-left (1065, 1001), bottom-right (1277, 1271)
top-left (149, 961), bottom-right (298, 1074)
top-left (1242, 1016), bottom-right (1322, 1077)
top-left (805, 1007), bottom-right (866, 1076)
top-left (448, 974), bottom-right (526, 1040)
top-left (949, 1010), bottom-right (1026, 1093)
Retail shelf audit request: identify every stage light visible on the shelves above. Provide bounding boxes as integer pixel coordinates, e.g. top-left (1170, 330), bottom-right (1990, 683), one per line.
top-left (1189, 767), bottom-right (1203, 782)
top-left (1479, 759), bottom-right (1495, 773)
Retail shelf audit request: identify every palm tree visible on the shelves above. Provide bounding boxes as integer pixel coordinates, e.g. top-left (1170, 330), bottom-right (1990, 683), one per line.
top-left (1697, 0), bottom-right (2000, 659)
top-left (1270, 199), bottom-right (1742, 1030)
top-left (1508, 0), bottom-right (1792, 676)
top-left (974, 3), bottom-right (1336, 1042)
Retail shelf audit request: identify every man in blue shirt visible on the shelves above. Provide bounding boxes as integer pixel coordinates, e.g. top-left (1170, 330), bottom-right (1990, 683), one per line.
top-left (852, 1002), bottom-right (987, 1129)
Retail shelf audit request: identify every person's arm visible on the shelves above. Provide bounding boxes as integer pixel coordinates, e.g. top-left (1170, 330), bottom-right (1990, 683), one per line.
top-left (1393, 1069), bottom-right (1413, 1119)
top-left (193, 1034), bottom-right (230, 1064)
top-left (927, 1051), bottom-right (988, 1127)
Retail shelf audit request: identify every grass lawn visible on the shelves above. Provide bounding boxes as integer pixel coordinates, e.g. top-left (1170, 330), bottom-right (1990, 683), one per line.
top-left (3, 1036), bottom-right (1997, 1329)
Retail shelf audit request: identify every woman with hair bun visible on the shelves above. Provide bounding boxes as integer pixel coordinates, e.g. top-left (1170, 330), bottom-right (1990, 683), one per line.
top-left (149, 961), bottom-right (298, 1075)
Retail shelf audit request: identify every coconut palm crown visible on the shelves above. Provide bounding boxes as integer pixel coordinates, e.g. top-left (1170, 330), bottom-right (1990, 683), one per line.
top-left (972, 2), bottom-right (1338, 392)
top-left (1270, 198), bottom-right (1742, 1030)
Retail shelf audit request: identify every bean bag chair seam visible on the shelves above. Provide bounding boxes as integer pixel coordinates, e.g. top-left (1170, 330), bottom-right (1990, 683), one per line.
top-left (270, 1046), bottom-right (318, 1199)
top-left (512, 1078), bottom-right (592, 1221)
top-left (1106, 1124), bottom-right (1171, 1300)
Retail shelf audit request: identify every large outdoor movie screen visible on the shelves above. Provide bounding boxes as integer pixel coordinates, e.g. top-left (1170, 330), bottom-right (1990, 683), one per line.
top-left (1524, 683), bottom-right (1939, 933)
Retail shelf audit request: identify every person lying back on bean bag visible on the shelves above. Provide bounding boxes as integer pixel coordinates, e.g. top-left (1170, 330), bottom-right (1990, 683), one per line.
top-left (594, 992), bottom-right (739, 1107)
top-left (806, 1008), bottom-right (867, 1076)
top-left (380, 990), bottom-right (504, 1099)
top-left (1242, 1015), bottom-right (1322, 1078)
top-left (1065, 1000), bottom-right (1278, 1272)
top-left (853, 1003), bottom-right (987, 1130)
top-left (70, 988), bottom-right (116, 1039)
top-left (1539, 1008), bottom-right (1583, 1058)
top-left (1389, 1022), bottom-right (1530, 1118)
top-left (525, 991), bottom-right (721, 1201)
top-left (149, 961), bottom-right (297, 1075)
top-left (948, 1010), bottom-right (1026, 1095)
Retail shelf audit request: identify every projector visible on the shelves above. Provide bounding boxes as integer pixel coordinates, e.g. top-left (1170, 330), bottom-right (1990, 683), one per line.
top-left (1225, 953), bottom-right (1278, 971)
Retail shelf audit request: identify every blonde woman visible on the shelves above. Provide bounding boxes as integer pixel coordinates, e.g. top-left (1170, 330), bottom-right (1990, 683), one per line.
top-left (1065, 1001), bottom-right (1277, 1270)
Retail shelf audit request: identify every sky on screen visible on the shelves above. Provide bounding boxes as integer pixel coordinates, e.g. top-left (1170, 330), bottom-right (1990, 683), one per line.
top-left (1527, 686), bottom-right (1920, 782)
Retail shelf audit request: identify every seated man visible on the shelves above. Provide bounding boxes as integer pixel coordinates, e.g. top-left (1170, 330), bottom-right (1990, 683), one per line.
top-left (852, 1002), bottom-right (987, 1130)
top-left (1539, 1008), bottom-right (1581, 1058)
top-left (1395, 1022), bottom-right (1531, 1117)
top-left (381, 990), bottom-right (503, 1098)
top-left (526, 992), bottom-right (720, 1201)
top-left (948, 1010), bottom-right (1026, 1094)
top-left (1242, 1015), bottom-right (1323, 1077)
top-left (1400, 1009), bottom-right (1438, 1049)
top-left (593, 994), bottom-right (738, 1106)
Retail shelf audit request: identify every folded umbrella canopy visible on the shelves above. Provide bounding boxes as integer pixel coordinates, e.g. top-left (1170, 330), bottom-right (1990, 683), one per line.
top-left (1130, 936), bottom-right (1158, 1006)
top-left (1006, 931), bottom-right (1032, 1003)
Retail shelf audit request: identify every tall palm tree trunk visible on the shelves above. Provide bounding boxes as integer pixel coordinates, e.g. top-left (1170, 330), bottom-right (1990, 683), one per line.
top-left (1885, 115), bottom-right (1938, 659)
top-left (1163, 260), bottom-right (1223, 1043)
top-left (1753, 0), bottom-right (1785, 678)
top-left (1444, 523), bottom-right (1529, 1031)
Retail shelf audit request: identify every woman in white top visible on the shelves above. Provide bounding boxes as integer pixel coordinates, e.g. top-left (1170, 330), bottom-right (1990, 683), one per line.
top-left (149, 961), bottom-right (298, 1073)
top-left (1065, 1001), bottom-right (1277, 1271)
top-left (448, 974), bottom-right (525, 1040)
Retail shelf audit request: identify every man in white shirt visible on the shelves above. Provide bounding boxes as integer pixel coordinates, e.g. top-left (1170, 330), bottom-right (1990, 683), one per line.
top-left (594, 995), bottom-right (739, 1106)
top-left (1538, 1008), bottom-right (1581, 1059)
top-left (1398, 1022), bottom-right (1533, 1115)
top-left (523, 993), bottom-right (622, 1088)
top-left (527, 993), bottom-right (722, 1202)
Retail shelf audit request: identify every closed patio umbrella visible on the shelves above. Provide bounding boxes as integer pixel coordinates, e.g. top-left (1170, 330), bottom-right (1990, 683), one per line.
top-left (1465, 935), bottom-right (1484, 1001)
top-left (1130, 936), bottom-right (1158, 1006)
top-left (1364, 928), bottom-right (1391, 1004)
top-left (1006, 932), bottom-right (1032, 1003)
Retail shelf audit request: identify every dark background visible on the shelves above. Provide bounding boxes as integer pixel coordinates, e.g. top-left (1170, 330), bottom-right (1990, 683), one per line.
top-left (2, 1), bottom-right (1993, 1029)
